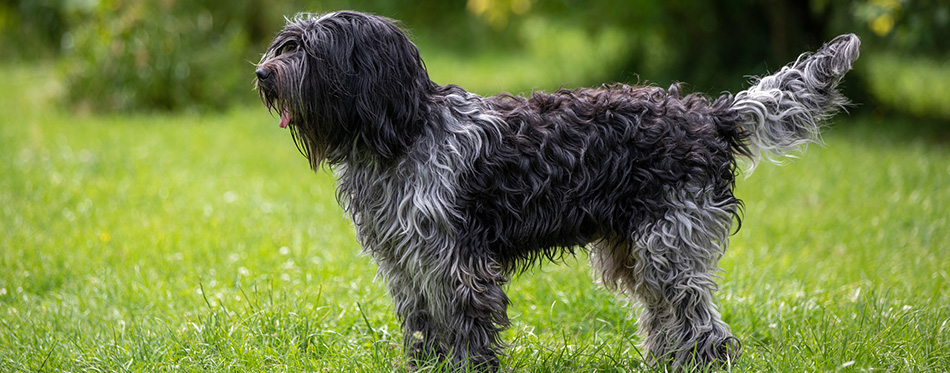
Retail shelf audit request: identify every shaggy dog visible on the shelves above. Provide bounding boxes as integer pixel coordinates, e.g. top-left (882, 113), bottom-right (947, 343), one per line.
top-left (255, 11), bottom-right (859, 371)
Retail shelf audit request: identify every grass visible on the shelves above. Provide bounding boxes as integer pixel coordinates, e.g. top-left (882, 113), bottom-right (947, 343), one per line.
top-left (1, 62), bottom-right (949, 372)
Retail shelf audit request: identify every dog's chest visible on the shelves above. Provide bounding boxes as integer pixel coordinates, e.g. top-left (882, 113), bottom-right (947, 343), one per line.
top-left (335, 123), bottom-right (484, 255)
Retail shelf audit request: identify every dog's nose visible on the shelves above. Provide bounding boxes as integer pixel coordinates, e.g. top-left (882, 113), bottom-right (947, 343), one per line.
top-left (255, 68), bottom-right (270, 81)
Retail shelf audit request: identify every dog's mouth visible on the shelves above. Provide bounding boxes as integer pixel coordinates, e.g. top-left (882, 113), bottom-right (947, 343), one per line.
top-left (279, 108), bottom-right (291, 129)
top-left (256, 77), bottom-right (291, 129)
top-left (260, 93), bottom-right (292, 129)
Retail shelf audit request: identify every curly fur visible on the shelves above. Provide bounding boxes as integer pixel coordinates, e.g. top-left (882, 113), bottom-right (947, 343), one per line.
top-left (255, 11), bottom-right (859, 371)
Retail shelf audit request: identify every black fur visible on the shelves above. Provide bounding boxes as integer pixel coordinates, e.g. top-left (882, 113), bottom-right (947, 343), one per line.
top-left (256, 11), bottom-right (859, 371)
top-left (466, 85), bottom-right (749, 273)
top-left (257, 11), bottom-right (435, 166)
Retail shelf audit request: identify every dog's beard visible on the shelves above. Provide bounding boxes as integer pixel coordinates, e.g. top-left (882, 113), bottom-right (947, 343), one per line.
top-left (261, 97), bottom-right (292, 129)
top-left (256, 56), bottom-right (331, 167)
top-left (256, 57), bottom-right (303, 129)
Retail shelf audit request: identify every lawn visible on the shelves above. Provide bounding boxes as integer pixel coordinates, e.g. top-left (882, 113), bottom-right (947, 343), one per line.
top-left (1, 63), bottom-right (948, 372)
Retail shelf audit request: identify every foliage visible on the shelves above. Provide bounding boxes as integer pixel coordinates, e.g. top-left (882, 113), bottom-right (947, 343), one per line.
top-left (58, 0), bottom-right (288, 112)
top-left (420, 17), bottom-right (633, 95)
top-left (0, 0), bottom-right (70, 60)
top-left (850, 0), bottom-right (950, 54)
top-left (462, 0), bottom-right (831, 94)
top-left (3, 0), bottom-right (950, 117)
top-left (51, 0), bottom-right (482, 112)
top-left (864, 53), bottom-right (950, 121)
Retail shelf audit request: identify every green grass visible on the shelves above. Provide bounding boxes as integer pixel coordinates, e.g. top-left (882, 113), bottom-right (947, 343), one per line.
top-left (2, 63), bottom-right (949, 372)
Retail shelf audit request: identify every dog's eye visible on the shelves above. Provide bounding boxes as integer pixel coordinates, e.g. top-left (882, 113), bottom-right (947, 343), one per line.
top-left (279, 41), bottom-right (298, 56)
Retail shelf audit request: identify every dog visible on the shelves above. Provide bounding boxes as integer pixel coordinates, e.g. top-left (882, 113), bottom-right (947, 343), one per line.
top-left (255, 11), bottom-right (859, 371)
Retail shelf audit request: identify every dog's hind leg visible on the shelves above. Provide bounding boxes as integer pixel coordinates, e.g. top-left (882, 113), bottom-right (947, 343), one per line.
top-left (593, 185), bottom-right (741, 369)
top-left (637, 185), bottom-right (740, 368)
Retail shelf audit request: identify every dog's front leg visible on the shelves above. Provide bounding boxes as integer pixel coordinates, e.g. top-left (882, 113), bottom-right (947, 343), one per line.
top-left (379, 253), bottom-right (510, 371)
top-left (443, 259), bottom-right (510, 371)
top-left (378, 261), bottom-right (447, 366)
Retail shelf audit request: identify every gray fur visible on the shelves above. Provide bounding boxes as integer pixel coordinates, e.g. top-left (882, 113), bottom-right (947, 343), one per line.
top-left (593, 183), bottom-right (740, 368)
top-left (336, 92), bottom-right (512, 366)
top-left (254, 11), bottom-right (859, 371)
top-left (734, 34), bottom-right (861, 167)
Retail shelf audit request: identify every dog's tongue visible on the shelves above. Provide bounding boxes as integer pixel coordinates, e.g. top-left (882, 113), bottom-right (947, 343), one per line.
top-left (279, 109), bottom-right (290, 129)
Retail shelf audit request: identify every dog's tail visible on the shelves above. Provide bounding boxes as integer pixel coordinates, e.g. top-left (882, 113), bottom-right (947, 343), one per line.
top-left (732, 34), bottom-right (860, 167)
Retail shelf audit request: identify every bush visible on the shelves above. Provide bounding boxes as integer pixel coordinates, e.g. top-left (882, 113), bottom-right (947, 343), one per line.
top-left (863, 53), bottom-right (950, 121)
top-left (0, 1), bottom-right (70, 61)
top-left (60, 0), bottom-right (279, 112)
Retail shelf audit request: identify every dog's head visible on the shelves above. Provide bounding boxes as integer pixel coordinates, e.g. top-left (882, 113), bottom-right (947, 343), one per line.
top-left (255, 11), bottom-right (434, 167)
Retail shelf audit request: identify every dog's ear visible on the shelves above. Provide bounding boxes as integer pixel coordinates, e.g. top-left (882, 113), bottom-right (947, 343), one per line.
top-left (304, 12), bottom-right (433, 161)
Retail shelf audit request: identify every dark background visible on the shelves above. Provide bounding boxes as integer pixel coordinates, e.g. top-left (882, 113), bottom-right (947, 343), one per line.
top-left (2, 0), bottom-right (948, 121)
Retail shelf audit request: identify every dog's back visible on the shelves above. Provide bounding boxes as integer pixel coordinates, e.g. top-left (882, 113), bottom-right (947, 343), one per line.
top-left (453, 34), bottom-right (860, 274)
top-left (459, 85), bottom-right (746, 271)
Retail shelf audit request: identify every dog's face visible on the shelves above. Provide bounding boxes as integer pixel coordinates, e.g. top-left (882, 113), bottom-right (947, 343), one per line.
top-left (255, 11), bottom-right (434, 167)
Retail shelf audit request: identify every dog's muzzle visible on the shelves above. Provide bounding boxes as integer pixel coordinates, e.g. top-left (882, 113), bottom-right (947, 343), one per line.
top-left (255, 68), bottom-right (271, 81)
top-left (254, 66), bottom-right (291, 129)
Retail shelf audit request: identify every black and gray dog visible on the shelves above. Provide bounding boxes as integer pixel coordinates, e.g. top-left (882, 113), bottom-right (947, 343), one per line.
top-left (255, 11), bottom-right (859, 371)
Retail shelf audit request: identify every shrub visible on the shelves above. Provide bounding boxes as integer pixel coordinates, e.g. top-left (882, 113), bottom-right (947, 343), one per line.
top-left (60, 0), bottom-right (274, 112)
top-left (0, 1), bottom-right (69, 61)
top-left (863, 53), bottom-right (950, 121)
